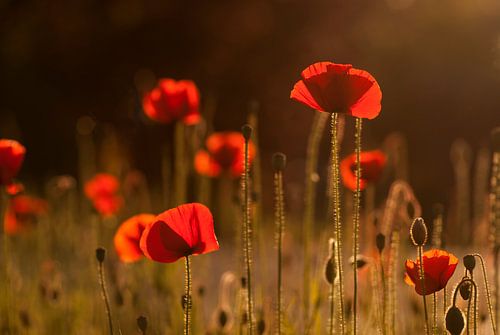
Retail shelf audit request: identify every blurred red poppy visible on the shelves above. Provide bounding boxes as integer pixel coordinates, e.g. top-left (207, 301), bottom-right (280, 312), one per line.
top-left (405, 249), bottom-right (458, 296)
top-left (143, 79), bottom-right (200, 125)
top-left (290, 62), bottom-right (382, 119)
top-left (140, 203), bottom-right (219, 263)
top-left (84, 174), bottom-right (123, 217)
top-left (0, 139), bottom-right (26, 187)
top-left (340, 150), bottom-right (386, 191)
top-left (6, 182), bottom-right (24, 196)
top-left (4, 195), bottom-right (48, 235)
top-left (194, 132), bottom-right (256, 178)
top-left (114, 214), bottom-right (155, 263)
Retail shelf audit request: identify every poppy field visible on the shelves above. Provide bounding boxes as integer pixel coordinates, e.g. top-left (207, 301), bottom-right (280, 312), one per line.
top-left (1, 2), bottom-right (500, 335)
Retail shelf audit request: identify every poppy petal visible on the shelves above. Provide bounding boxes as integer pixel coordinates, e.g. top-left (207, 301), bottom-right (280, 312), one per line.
top-left (114, 214), bottom-right (155, 263)
top-left (194, 150), bottom-right (222, 177)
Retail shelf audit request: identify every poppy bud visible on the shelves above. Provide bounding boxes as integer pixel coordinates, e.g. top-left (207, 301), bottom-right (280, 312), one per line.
top-left (491, 127), bottom-right (500, 152)
top-left (459, 281), bottom-right (471, 300)
top-left (257, 318), bottom-right (266, 335)
top-left (446, 306), bottom-right (465, 335)
top-left (463, 255), bottom-right (476, 272)
top-left (410, 217), bottom-right (428, 246)
top-left (137, 315), bottom-right (147, 332)
top-left (324, 257), bottom-right (337, 285)
top-left (241, 124), bottom-right (253, 141)
top-left (272, 152), bottom-right (287, 171)
top-left (95, 247), bottom-right (106, 263)
top-left (218, 309), bottom-right (228, 328)
top-left (241, 276), bottom-right (247, 288)
top-left (376, 233), bottom-right (385, 253)
top-left (349, 255), bottom-right (369, 269)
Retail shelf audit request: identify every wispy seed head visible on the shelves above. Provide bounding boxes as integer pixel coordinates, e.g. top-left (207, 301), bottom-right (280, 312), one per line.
top-left (463, 255), bottom-right (476, 272)
top-left (410, 217), bottom-right (427, 246)
top-left (272, 152), bottom-right (287, 171)
top-left (446, 306), bottom-right (465, 335)
top-left (95, 247), bottom-right (106, 263)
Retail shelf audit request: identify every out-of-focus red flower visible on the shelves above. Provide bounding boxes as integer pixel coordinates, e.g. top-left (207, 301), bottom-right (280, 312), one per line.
top-left (405, 249), bottom-right (458, 296)
top-left (194, 132), bottom-right (255, 178)
top-left (4, 195), bottom-right (48, 235)
top-left (6, 182), bottom-right (24, 196)
top-left (340, 150), bottom-right (386, 191)
top-left (84, 174), bottom-right (123, 217)
top-left (140, 203), bottom-right (219, 263)
top-left (0, 139), bottom-right (26, 186)
top-left (143, 79), bottom-right (200, 125)
top-left (290, 62), bottom-right (382, 119)
top-left (114, 214), bottom-right (155, 263)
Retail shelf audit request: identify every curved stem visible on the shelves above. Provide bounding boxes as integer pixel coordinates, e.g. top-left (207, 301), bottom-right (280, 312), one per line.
top-left (473, 254), bottom-right (497, 334)
top-left (352, 117), bottom-right (362, 335)
top-left (184, 256), bottom-right (192, 335)
top-left (418, 246), bottom-right (430, 335)
top-left (329, 112), bottom-right (345, 334)
top-left (98, 261), bottom-right (114, 335)
top-left (452, 278), bottom-right (479, 335)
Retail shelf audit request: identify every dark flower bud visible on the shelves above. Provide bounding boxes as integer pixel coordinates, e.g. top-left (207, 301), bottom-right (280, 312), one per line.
top-left (463, 255), bottom-right (476, 272)
top-left (95, 247), bottom-right (106, 263)
top-left (137, 315), bottom-right (147, 333)
top-left (446, 306), bottom-right (465, 335)
top-left (324, 257), bottom-right (337, 285)
top-left (459, 281), bottom-right (471, 300)
top-left (218, 309), bottom-right (228, 328)
top-left (410, 217), bottom-right (428, 246)
top-left (376, 233), bottom-right (386, 253)
top-left (257, 318), bottom-right (266, 335)
top-left (241, 277), bottom-right (247, 288)
top-left (349, 255), bottom-right (369, 269)
top-left (491, 127), bottom-right (500, 152)
top-left (272, 153), bottom-right (287, 171)
top-left (241, 124), bottom-right (253, 141)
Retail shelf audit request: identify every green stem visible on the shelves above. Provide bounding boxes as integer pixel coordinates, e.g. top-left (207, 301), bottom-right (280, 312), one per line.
top-left (418, 246), bottom-right (430, 335)
top-left (184, 256), bottom-right (192, 335)
top-left (329, 112), bottom-right (345, 334)
top-left (98, 261), bottom-right (114, 335)
top-left (242, 134), bottom-right (255, 335)
top-left (352, 117), bottom-right (362, 335)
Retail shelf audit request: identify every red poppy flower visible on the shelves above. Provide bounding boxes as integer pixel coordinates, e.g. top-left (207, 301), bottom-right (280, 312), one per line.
top-left (143, 79), bottom-right (200, 125)
top-left (405, 249), bottom-right (458, 296)
top-left (0, 139), bottom-right (26, 186)
top-left (290, 62), bottom-right (382, 119)
top-left (6, 182), bottom-right (24, 196)
top-left (340, 150), bottom-right (386, 191)
top-left (4, 195), bottom-right (48, 234)
top-left (140, 203), bottom-right (219, 263)
top-left (114, 214), bottom-right (155, 263)
top-left (84, 173), bottom-right (123, 217)
top-left (194, 132), bottom-right (256, 178)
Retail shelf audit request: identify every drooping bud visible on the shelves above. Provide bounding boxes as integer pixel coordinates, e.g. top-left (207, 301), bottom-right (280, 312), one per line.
top-left (459, 281), bottom-right (471, 300)
top-left (446, 306), bottom-right (465, 335)
top-left (272, 153), bottom-right (287, 171)
top-left (463, 255), bottom-right (476, 273)
top-left (241, 124), bottom-right (253, 141)
top-left (376, 233), bottom-right (386, 253)
top-left (349, 255), bottom-right (369, 270)
top-left (137, 315), bottom-right (148, 333)
top-left (95, 247), bottom-right (106, 263)
top-left (410, 217), bottom-right (428, 246)
top-left (324, 257), bottom-right (337, 285)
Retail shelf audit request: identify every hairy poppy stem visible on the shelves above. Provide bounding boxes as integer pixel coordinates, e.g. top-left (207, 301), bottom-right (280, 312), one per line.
top-left (489, 150), bottom-right (499, 328)
top-left (329, 112), bottom-right (345, 334)
top-left (303, 112), bottom-right (328, 325)
top-left (453, 278), bottom-right (478, 335)
top-left (242, 125), bottom-right (255, 335)
top-left (433, 293), bottom-right (437, 335)
top-left (96, 248), bottom-right (114, 335)
top-left (418, 246), bottom-right (430, 335)
top-left (273, 153), bottom-right (286, 335)
top-left (379, 255), bottom-right (387, 335)
top-left (443, 287), bottom-right (447, 335)
top-left (184, 256), bottom-right (192, 335)
top-left (472, 254), bottom-right (497, 334)
top-left (352, 117), bottom-right (362, 335)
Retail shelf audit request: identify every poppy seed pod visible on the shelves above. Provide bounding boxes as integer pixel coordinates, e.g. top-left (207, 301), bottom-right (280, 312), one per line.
top-left (491, 127), bottom-right (500, 151)
top-left (410, 217), bottom-right (428, 246)
top-left (95, 247), bottom-right (106, 263)
top-left (376, 233), bottom-right (386, 253)
top-left (137, 316), bottom-right (147, 332)
top-left (459, 281), bottom-right (471, 300)
top-left (241, 124), bottom-right (253, 141)
top-left (463, 255), bottom-right (476, 272)
top-left (324, 257), bottom-right (337, 285)
top-left (272, 152), bottom-right (287, 171)
top-left (446, 306), bottom-right (465, 335)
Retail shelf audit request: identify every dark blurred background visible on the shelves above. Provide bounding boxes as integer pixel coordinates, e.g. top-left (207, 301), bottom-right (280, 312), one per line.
top-left (1, 0), bottom-right (499, 218)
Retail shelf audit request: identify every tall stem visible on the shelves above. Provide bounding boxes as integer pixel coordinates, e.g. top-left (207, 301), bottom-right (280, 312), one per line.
top-left (432, 293), bottom-right (437, 335)
top-left (242, 129), bottom-right (255, 335)
top-left (352, 117), bottom-right (363, 335)
top-left (329, 112), bottom-right (345, 334)
top-left (184, 256), bottom-right (192, 335)
top-left (418, 246), bottom-right (430, 335)
top-left (174, 121), bottom-right (187, 206)
top-left (443, 287), bottom-right (447, 335)
top-left (473, 254), bottom-right (497, 334)
top-left (98, 260), bottom-right (114, 335)
top-left (274, 168), bottom-right (285, 334)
